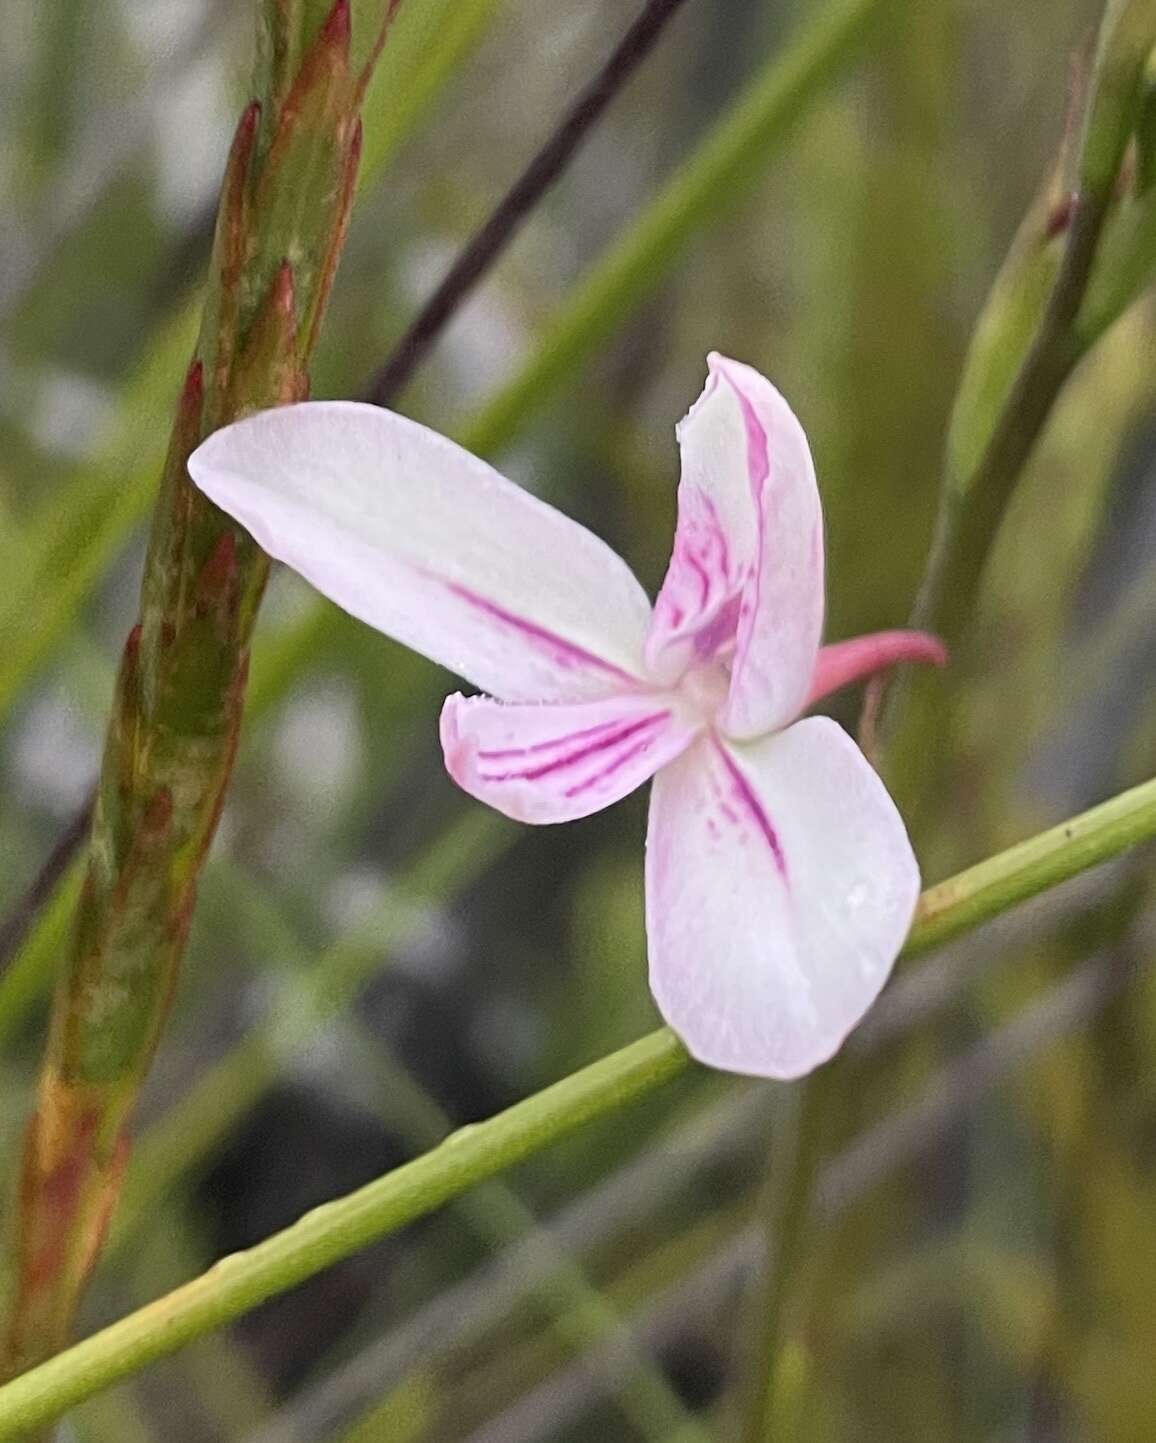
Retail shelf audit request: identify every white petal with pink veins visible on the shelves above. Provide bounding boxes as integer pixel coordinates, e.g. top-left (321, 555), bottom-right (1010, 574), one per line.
top-left (713, 355), bottom-right (825, 738)
top-left (646, 356), bottom-right (756, 685)
top-left (441, 691), bottom-right (701, 824)
top-left (645, 716), bottom-right (918, 1078)
top-left (646, 355), bottom-right (824, 737)
top-left (189, 402), bottom-right (654, 703)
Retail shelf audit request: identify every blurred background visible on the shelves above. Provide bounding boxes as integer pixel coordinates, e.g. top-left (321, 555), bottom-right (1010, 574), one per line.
top-left (5, 0), bottom-right (1156, 1438)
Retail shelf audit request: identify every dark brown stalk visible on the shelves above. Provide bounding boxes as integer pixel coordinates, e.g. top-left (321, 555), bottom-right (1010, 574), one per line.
top-left (0, 802), bottom-right (92, 982)
top-left (361, 0), bottom-right (695, 407)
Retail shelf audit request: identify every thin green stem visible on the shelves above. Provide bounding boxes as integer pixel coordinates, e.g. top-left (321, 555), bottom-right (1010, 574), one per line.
top-left (903, 774), bottom-right (1156, 957)
top-left (0, 1032), bottom-right (690, 1440)
top-left (341, 1024), bottom-right (711, 1443)
top-left (881, 0), bottom-right (1156, 817)
top-left (2, 772), bottom-right (1156, 1435)
top-left (116, 844), bottom-right (708, 1442)
top-left (736, 1071), bottom-right (832, 1443)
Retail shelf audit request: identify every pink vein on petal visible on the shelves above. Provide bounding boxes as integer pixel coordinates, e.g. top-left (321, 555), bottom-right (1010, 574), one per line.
top-left (476, 715), bottom-right (625, 760)
top-left (701, 492), bottom-right (731, 582)
top-left (722, 370), bottom-right (770, 671)
top-left (686, 549), bottom-right (712, 607)
top-left (727, 377), bottom-right (770, 519)
top-left (444, 581), bottom-right (643, 685)
top-left (564, 735), bottom-right (661, 798)
top-left (479, 712), bottom-right (670, 783)
top-left (693, 592), bottom-right (743, 660)
top-left (713, 739), bottom-right (788, 879)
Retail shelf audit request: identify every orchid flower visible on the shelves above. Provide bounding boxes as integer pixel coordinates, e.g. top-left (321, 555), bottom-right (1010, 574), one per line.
top-left (188, 353), bottom-right (944, 1079)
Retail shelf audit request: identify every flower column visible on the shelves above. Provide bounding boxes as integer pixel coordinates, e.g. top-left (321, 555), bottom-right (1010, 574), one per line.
top-left (2, 0), bottom-right (396, 1381)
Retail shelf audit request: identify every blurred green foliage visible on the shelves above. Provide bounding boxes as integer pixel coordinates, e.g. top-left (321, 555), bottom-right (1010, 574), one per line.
top-left (5, 0), bottom-right (1156, 1438)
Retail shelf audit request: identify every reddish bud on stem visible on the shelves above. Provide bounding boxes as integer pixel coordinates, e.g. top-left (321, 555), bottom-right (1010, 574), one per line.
top-left (320, 0), bottom-right (351, 53)
top-left (1045, 190), bottom-right (1078, 240)
top-left (210, 105), bottom-right (260, 401)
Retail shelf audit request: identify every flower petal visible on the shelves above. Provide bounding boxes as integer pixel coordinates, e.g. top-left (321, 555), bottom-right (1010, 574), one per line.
top-left (189, 402), bottom-right (654, 702)
top-left (645, 716), bottom-right (918, 1079)
top-left (646, 354), bottom-right (824, 737)
top-left (441, 691), bottom-right (700, 824)
top-left (645, 362), bottom-right (756, 684)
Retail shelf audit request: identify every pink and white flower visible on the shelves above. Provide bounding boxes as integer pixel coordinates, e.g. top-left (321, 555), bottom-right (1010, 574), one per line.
top-left (188, 353), bottom-right (944, 1079)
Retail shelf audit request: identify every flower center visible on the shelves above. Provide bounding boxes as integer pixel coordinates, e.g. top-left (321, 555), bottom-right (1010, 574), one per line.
top-left (677, 659), bottom-right (730, 724)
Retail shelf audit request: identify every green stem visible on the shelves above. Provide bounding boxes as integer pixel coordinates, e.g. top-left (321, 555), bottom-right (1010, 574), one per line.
top-left (881, 0), bottom-right (1156, 819)
top-left (737, 1069), bottom-right (833, 1443)
top-left (2, 773), bottom-right (1156, 1435)
top-left (902, 775), bottom-right (1156, 956)
top-left (1, 0), bottom-right (373, 1385)
top-left (342, 1021), bottom-right (711, 1443)
top-left (0, 1032), bottom-right (689, 1441)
